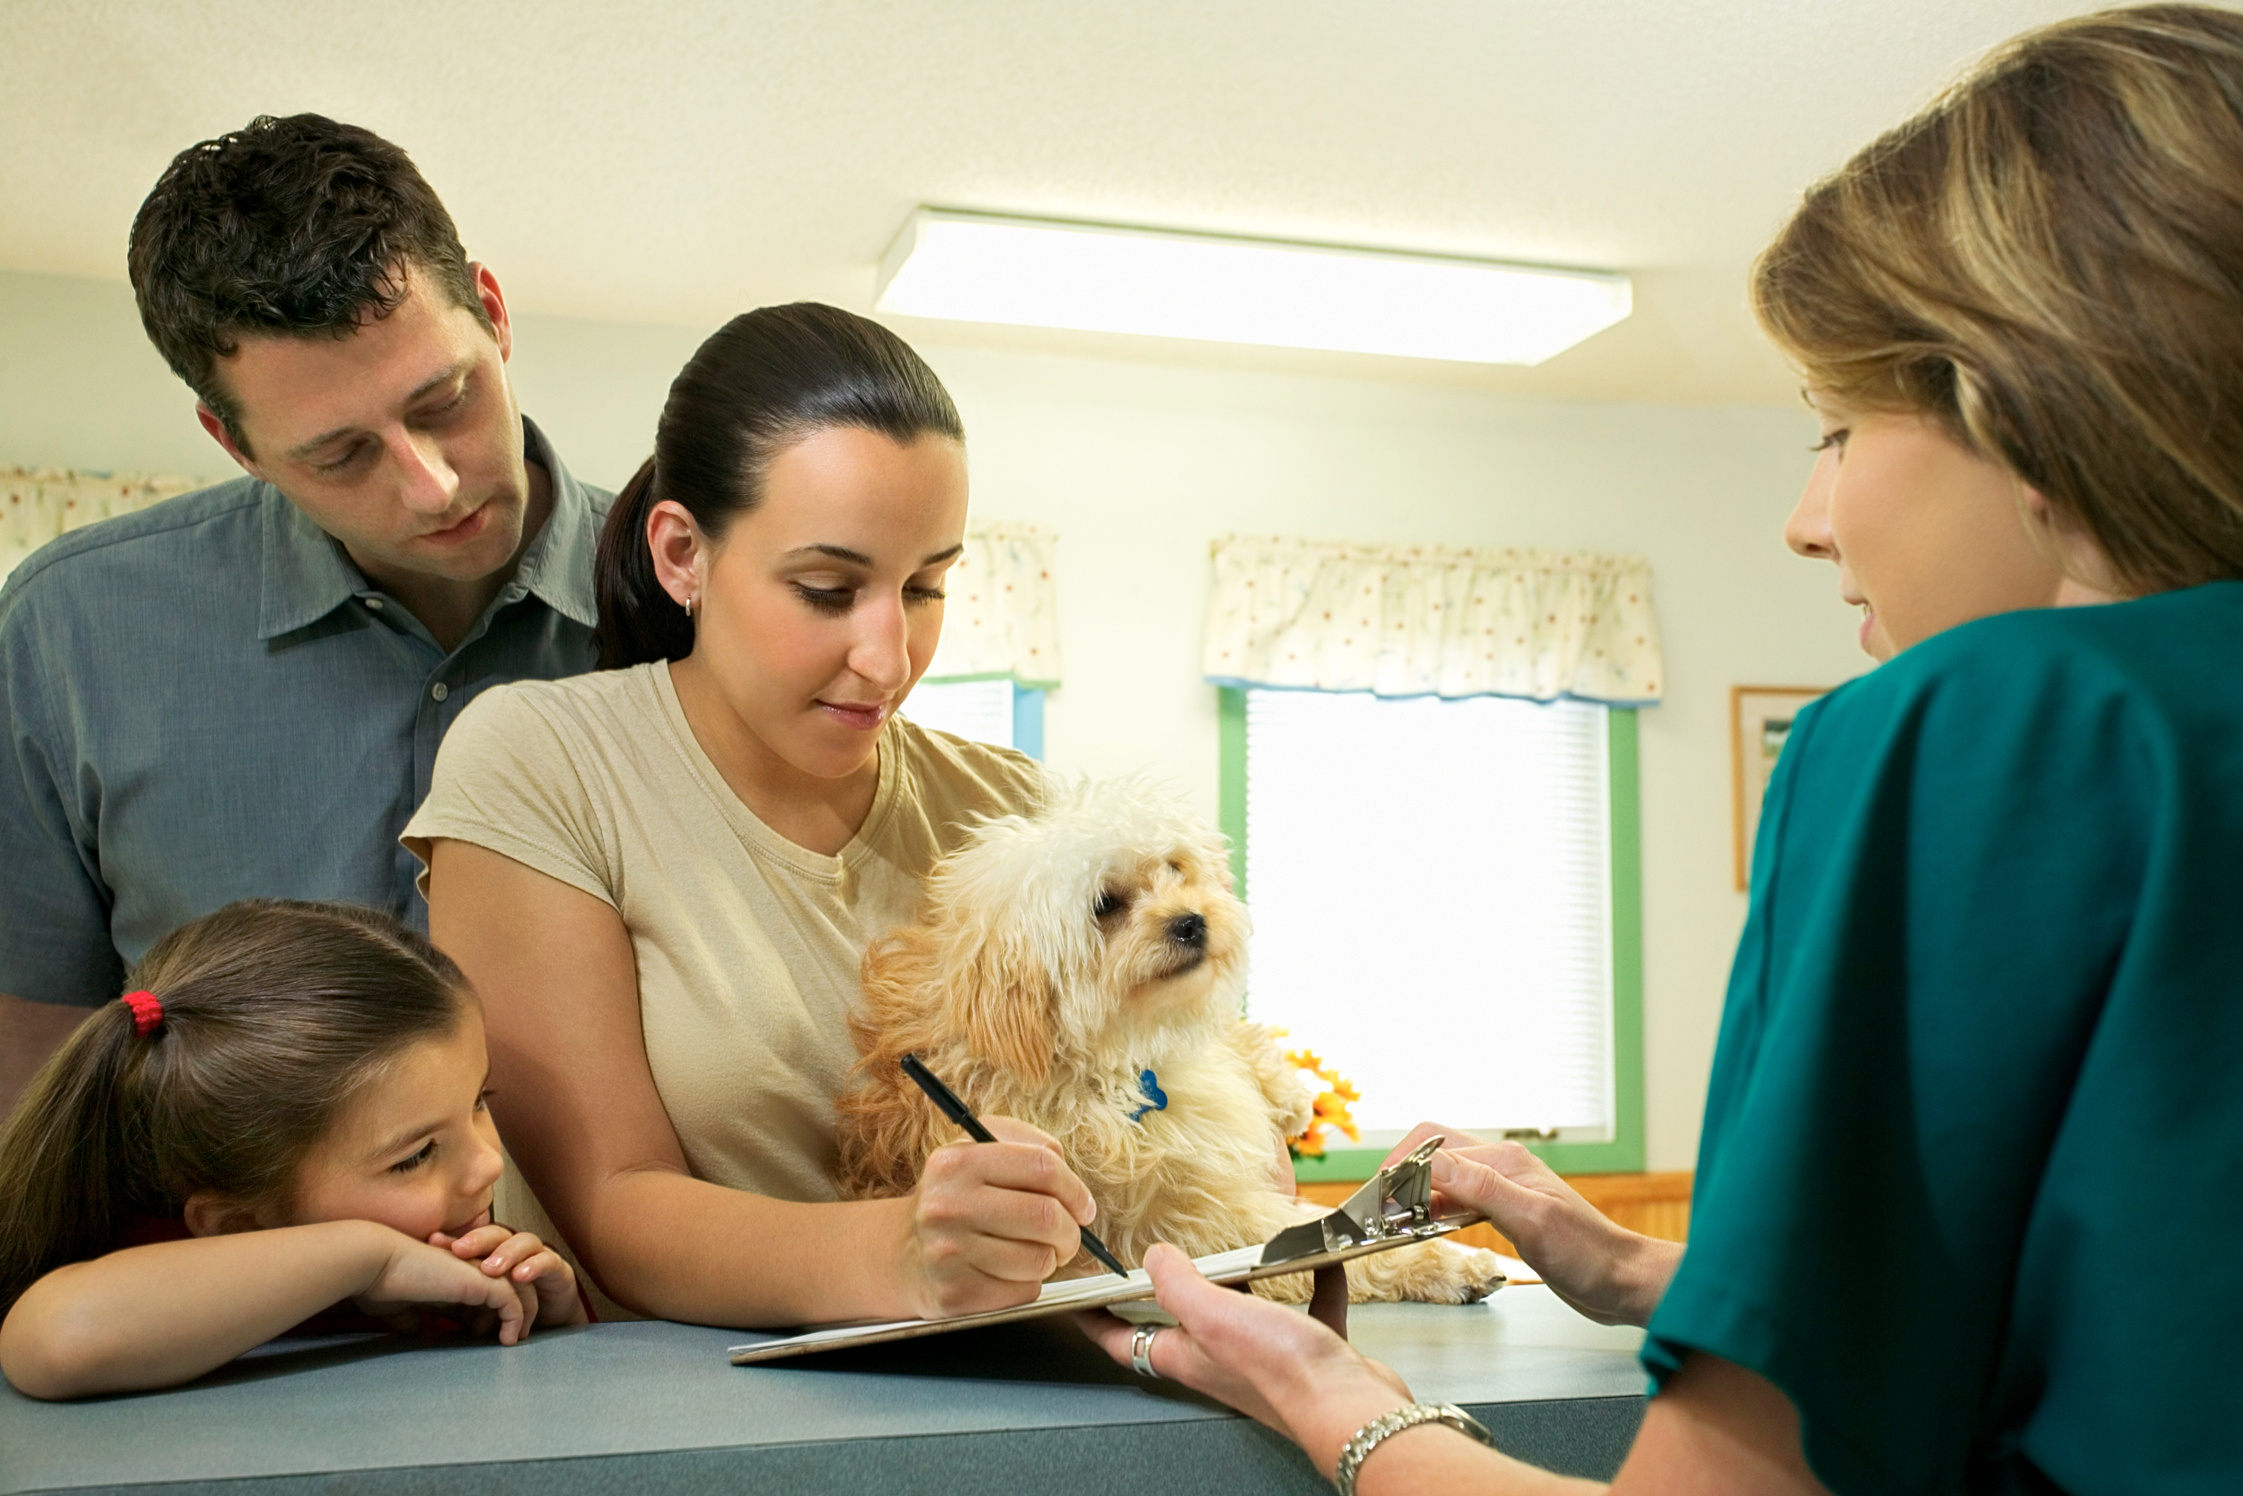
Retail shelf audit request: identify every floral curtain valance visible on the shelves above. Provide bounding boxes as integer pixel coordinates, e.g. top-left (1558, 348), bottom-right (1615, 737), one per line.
top-left (3, 468), bottom-right (202, 585)
top-left (1202, 534), bottom-right (1663, 704)
top-left (922, 521), bottom-right (1061, 688)
top-left (1, 478), bottom-right (1069, 688)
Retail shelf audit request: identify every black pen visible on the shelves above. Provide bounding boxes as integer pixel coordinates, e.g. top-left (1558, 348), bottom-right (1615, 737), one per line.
top-left (899, 1052), bottom-right (1130, 1278)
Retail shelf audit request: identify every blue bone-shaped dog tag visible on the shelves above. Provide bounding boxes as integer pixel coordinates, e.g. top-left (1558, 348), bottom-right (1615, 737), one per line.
top-left (1127, 1069), bottom-right (1169, 1123)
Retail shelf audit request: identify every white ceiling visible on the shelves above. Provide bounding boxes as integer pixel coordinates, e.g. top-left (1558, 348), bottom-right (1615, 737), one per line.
top-left (0, 0), bottom-right (2144, 403)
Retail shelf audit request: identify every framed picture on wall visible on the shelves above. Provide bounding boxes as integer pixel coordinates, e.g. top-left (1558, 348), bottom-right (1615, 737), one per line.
top-left (1731, 685), bottom-right (1832, 890)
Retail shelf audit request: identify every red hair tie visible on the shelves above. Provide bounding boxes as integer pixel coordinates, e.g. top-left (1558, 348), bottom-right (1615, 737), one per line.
top-left (120, 989), bottom-right (164, 1037)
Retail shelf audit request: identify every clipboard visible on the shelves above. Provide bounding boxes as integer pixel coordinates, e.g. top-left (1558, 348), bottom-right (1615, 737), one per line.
top-left (729, 1135), bottom-right (1492, 1364)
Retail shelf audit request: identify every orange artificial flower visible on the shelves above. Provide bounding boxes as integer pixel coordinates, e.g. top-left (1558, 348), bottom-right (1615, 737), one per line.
top-left (1279, 1039), bottom-right (1362, 1159)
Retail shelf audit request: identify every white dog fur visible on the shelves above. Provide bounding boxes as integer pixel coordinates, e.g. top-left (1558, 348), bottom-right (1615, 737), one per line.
top-left (835, 777), bottom-right (1503, 1305)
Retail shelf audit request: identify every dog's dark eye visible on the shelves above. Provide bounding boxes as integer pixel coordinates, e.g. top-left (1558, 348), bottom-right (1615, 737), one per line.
top-left (1093, 890), bottom-right (1125, 919)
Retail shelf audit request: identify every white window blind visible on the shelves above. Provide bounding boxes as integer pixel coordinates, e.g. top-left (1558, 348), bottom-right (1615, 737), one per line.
top-left (902, 679), bottom-right (1016, 750)
top-left (1242, 688), bottom-right (1614, 1141)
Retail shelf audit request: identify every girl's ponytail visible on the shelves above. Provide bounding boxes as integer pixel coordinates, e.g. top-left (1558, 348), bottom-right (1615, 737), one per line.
top-left (0, 1003), bottom-right (144, 1311)
top-left (0, 901), bottom-right (470, 1316)
top-left (591, 456), bottom-right (692, 670)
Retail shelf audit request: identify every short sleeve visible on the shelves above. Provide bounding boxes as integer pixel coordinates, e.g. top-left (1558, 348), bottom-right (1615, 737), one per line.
top-left (919, 726), bottom-right (1049, 821)
top-left (883, 720), bottom-right (1053, 871)
top-left (1643, 627), bottom-right (2156, 1495)
top-left (0, 593), bottom-right (124, 1006)
top-left (402, 684), bottom-right (618, 909)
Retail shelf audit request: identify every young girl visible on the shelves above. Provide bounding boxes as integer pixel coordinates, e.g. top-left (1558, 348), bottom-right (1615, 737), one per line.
top-left (0, 899), bottom-right (584, 1400)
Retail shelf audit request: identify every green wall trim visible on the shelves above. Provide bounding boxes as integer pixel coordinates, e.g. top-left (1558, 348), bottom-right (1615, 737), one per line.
top-left (1221, 691), bottom-right (1648, 1179)
top-left (1542, 705), bottom-right (1646, 1175)
top-left (1218, 687), bottom-right (1249, 901)
top-left (1291, 1147), bottom-right (1402, 1184)
top-left (919, 670), bottom-right (1061, 690)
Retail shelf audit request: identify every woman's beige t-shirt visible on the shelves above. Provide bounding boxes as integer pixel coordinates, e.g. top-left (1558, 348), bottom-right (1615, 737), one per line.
top-left (402, 662), bottom-right (1045, 1235)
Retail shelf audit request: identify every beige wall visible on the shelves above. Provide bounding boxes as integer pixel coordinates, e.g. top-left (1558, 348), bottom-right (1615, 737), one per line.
top-left (0, 267), bottom-right (1868, 1169)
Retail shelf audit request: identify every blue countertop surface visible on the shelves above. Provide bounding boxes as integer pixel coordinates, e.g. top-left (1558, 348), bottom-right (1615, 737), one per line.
top-left (1, 1285), bottom-right (1647, 1494)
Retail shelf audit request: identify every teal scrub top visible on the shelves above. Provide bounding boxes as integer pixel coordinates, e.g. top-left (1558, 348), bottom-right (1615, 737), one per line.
top-left (1644, 583), bottom-right (2243, 1496)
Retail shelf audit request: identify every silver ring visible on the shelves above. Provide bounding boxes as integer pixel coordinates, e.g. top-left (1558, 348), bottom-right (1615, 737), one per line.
top-left (1130, 1323), bottom-right (1162, 1379)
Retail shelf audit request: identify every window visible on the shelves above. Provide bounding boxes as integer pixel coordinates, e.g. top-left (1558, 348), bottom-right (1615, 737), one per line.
top-left (1220, 687), bottom-right (1642, 1176)
top-left (900, 679), bottom-right (1046, 758)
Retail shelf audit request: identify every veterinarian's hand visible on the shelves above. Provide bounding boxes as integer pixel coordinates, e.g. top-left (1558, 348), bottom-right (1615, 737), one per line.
top-left (1386, 1123), bottom-right (1681, 1328)
top-left (903, 1116), bottom-right (1101, 1318)
top-left (1078, 1244), bottom-right (1413, 1481)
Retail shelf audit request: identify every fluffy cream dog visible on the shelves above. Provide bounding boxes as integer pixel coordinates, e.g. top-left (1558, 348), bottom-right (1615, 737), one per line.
top-left (835, 778), bottom-right (1503, 1304)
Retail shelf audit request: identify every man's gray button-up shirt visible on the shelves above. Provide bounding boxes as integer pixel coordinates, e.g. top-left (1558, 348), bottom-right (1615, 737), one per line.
top-left (0, 417), bottom-right (613, 1007)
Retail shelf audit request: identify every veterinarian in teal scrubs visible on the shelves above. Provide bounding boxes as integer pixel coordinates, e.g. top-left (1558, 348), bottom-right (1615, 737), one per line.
top-left (1635, 583), bottom-right (2243, 1494)
top-left (1085, 9), bottom-right (2243, 1494)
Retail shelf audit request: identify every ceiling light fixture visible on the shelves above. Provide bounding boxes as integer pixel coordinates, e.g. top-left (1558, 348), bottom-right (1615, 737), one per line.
top-left (873, 208), bottom-right (1630, 366)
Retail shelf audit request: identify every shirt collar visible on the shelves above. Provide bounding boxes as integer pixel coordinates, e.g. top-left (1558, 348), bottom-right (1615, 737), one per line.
top-left (257, 415), bottom-right (600, 641)
top-left (509, 417), bottom-right (601, 631)
top-left (257, 485), bottom-right (364, 641)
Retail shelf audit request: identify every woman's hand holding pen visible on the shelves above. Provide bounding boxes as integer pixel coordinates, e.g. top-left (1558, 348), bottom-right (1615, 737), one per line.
top-left (899, 1115), bottom-right (1102, 1320)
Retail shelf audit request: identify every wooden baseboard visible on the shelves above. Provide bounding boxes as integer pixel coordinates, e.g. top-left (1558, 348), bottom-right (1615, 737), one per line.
top-left (1297, 1170), bottom-right (1692, 1259)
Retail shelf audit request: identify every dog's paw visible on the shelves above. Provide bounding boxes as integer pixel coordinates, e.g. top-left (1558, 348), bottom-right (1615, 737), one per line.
top-left (1230, 1021), bottom-right (1318, 1138)
top-left (1417, 1241), bottom-right (1507, 1304)
top-left (1345, 1238), bottom-right (1506, 1304)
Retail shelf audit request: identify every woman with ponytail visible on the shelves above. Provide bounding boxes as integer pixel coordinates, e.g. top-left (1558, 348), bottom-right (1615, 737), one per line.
top-left (403, 303), bottom-right (1087, 1329)
top-left (0, 900), bottom-right (583, 1399)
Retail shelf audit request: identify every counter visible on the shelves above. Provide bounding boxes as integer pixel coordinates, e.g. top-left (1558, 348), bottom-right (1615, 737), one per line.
top-left (1, 1285), bottom-right (1646, 1494)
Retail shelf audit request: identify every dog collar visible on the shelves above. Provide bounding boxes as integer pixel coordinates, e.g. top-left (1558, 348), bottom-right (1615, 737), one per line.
top-left (1127, 1069), bottom-right (1169, 1123)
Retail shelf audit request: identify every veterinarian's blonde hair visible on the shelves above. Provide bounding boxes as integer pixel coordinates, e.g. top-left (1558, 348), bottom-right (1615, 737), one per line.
top-left (1754, 3), bottom-right (2243, 594)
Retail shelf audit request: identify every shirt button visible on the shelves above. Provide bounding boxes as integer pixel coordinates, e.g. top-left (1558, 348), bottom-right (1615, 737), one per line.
top-left (431, 682), bottom-right (449, 702)
top-left (363, 597), bottom-right (383, 610)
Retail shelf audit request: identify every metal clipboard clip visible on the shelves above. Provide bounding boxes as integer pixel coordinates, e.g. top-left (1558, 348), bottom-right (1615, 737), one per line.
top-left (1259, 1133), bottom-right (1451, 1265)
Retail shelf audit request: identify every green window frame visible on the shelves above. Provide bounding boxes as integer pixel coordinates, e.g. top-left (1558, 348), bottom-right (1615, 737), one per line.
top-left (1216, 687), bottom-right (1644, 1177)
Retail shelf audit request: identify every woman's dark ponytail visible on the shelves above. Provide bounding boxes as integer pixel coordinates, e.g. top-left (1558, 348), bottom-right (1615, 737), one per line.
top-left (591, 457), bottom-right (690, 671)
top-left (588, 302), bottom-right (965, 671)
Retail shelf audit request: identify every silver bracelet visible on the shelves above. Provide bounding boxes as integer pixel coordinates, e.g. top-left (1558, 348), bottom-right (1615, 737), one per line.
top-left (1332, 1401), bottom-right (1495, 1495)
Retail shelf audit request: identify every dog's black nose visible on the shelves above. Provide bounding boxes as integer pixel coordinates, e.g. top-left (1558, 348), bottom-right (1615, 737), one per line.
top-left (1167, 912), bottom-right (1207, 948)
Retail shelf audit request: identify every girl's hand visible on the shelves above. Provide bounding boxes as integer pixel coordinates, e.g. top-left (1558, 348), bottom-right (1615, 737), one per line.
top-left (900, 1116), bottom-right (1100, 1319)
top-left (429, 1224), bottom-right (588, 1330)
top-left (1386, 1122), bottom-right (1680, 1328)
top-left (354, 1234), bottom-right (535, 1344)
top-left (1079, 1244), bottom-right (1415, 1480)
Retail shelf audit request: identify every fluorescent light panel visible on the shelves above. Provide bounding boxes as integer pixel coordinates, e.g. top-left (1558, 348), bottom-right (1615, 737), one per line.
top-left (874, 209), bottom-right (1630, 366)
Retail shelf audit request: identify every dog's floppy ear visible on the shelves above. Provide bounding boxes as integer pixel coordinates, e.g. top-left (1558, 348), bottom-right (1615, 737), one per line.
top-left (942, 925), bottom-right (1058, 1087)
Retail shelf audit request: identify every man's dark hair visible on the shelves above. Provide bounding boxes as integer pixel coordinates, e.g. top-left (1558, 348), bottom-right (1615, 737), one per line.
top-left (127, 113), bottom-right (492, 453)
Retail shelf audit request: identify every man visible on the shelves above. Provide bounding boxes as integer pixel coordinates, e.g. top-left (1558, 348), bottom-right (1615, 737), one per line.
top-left (0, 115), bottom-right (611, 1110)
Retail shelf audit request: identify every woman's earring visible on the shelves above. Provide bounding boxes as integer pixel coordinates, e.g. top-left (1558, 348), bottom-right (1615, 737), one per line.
top-left (682, 592), bottom-right (698, 621)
